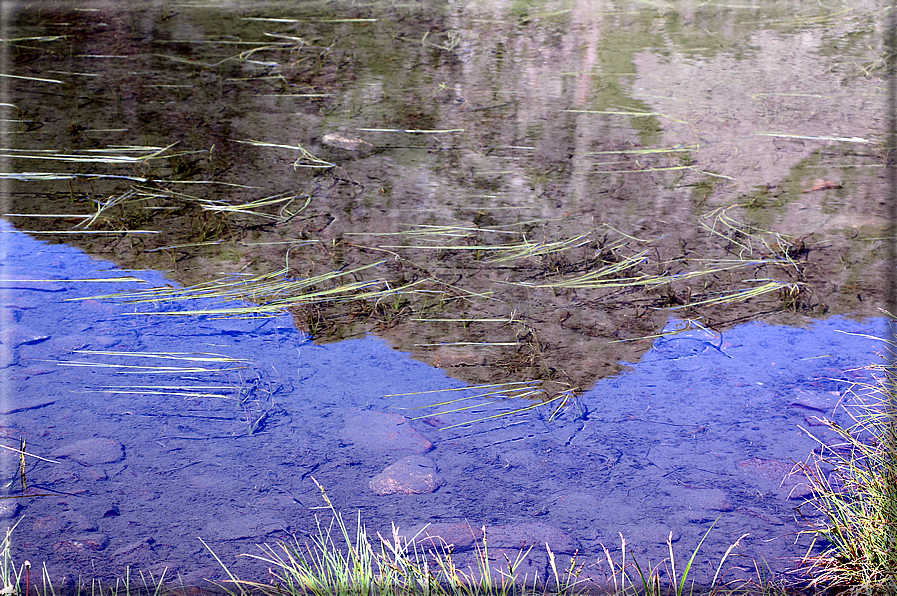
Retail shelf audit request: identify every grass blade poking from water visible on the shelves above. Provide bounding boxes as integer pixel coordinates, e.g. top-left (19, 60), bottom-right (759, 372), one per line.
top-left (598, 519), bottom-right (751, 596)
top-left (388, 382), bottom-right (579, 430)
top-left (796, 325), bottom-right (897, 594)
top-left (0, 520), bottom-right (24, 595)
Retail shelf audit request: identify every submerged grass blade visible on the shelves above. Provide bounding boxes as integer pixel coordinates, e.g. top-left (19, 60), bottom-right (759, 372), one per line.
top-left (54, 362), bottom-right (245, 373)
top-left (486, 234), bottom-right (591, 263)
top-left (512, 249), bottom-right (650, 288)
top-left (0, 276), bottom-right (145, 283)
top-left (671, 280), bottom-right (798, 309)
top-left (71, 350), bottom-right (248, 362)
top-left (198, 193), bottom-right (311, 221)
top-left (68, 261), bottom-right (421, 316)
top-left (233, 138), bottom-right (335, 168)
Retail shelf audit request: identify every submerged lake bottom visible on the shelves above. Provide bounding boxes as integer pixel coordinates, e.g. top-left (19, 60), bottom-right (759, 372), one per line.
top-left (0, 220), bottom-right (888, 588)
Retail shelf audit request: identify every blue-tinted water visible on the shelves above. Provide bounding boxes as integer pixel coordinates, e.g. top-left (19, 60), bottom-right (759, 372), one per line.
top-left (0, 220), bottom-right (889, 586)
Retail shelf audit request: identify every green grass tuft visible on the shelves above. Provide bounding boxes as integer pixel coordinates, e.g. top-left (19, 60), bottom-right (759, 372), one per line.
top-left (797, 326), bottom-right (897, 594)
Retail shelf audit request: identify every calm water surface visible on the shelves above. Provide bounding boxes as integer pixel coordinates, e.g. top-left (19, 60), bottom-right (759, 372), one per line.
top-left (0, 0), bottom-right (892, 587)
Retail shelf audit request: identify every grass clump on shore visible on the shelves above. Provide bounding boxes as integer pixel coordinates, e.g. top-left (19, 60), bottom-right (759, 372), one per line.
top-left (798, 325), bottom-right (897, 594)
top-left (200, 479), bottom-right (781, 596)
top-left (205, 477), bottom-right (586, 596)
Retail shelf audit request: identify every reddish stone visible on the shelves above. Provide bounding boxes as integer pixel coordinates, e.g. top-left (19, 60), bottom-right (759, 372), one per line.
top-left (86, 468), bottom-right (108, 482)
top-left (432, 347), bottom-right (486, 368)
top-left (53, 533), bottom-right (108, 552)
top-left (343, 411), bottom-right (433, 453)
top-left (33, 516), bottom-right (64, 533)
top-left (370, 456), bottom-right (444, 495)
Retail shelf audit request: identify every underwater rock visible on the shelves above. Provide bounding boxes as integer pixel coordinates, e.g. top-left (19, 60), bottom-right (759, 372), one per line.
top-left (621, 524), bottom-right (679, 547)
top-left (0, 345), bottom-right (16, 368)
top-left (52, 437), bottom-right (124, 465)
top-left (53, 533), bottom-right (109, 552)
top-left (680, 487), bottom-right (733, 512)
top-left (789, 389), bottom-right (837, 413)
top-left (0, 501), bottom-right (20, 520)
top-left (737, 506), bottom-right (784, 526)
top-left (487, 521), bottom-right (580, 554)
top-left (62, 510), bottom-right (99, 532)
top-left (342, 410), bottom-right (433, 453)
top-left (400, 522), bottom-right (483, 549)
top-left (432, 346), bottom-right (487, 368)
top-left (205, 513), bottom-right (287, 540)
top-left (736, 457), bottom-right (795, 481)
top-left (5, 324), bottom-right (50, 347)
top-left (370, 455), bottom-right (444, 495)
top-left (322, 132), bottom-right (374, 153)
top-left (736, 457), bottom-right (813, 500)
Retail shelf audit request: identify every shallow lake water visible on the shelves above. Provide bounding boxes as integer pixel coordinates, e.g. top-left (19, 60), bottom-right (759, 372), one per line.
top-left (0, 0), bottom-right (893, 589)
top-left (0, 215), bottom-right (890, 587)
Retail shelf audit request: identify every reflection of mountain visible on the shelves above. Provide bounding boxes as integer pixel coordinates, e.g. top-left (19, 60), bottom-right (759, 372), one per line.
top-left (4, 2), bottom-right (887, 397)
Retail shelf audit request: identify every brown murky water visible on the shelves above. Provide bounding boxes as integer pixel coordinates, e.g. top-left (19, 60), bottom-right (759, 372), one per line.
top-left (0, 0), bottom-right (891, 584)
top-left (2, 1), bottom-right (889, 398)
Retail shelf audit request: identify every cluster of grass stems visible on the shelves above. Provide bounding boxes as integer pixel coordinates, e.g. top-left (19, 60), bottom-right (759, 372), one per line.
top-left (796, 323), bottom-right (897, 595)
top-left (202, 479), bottom-right (764, 596)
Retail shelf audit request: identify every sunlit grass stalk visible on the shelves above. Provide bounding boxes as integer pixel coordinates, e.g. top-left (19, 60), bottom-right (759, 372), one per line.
top-left (346, 221), bottom-right (569, 238)
top-left (55, 362), bottom-right (245, 373)
top-left (0, 520), bottom-right (23, 594)
top-left (670, 281), bottom-right (799, 309)
top-left (232, 139), bottom-right (335, 168)
top-left (373, 232), bottom-right (590, 263)
top-left (0, 172), bottom-right (256, 187)
top-left (0, 276), bottom-right (144, 283)
top-left (515, 251), bottom-right (787, 296)
top-left (117, 280), bottom-right (429, 317)
top-left (395, 383), bottom-right (577, 429)
top-left (0, 142), bottom-right (179, 164)
top-left (701, 206), bottom-right (804, 270)
top-left (414, 341), bottom-right (519, 346)
top-left (600, 519), bottom-right (748, 596)
top-left (486, 234), bottom-right (591, 263)
top-left (197, 193), bottom-right (311, 221)
top-left (585, 144), bottom-right (699, 155)
top-left (69, 261), bottom-right (432, 316)
top-left (3, 229), bottom-right (160, 235)
top-left (75, 264), bottom-right (368, 303)
top-left (199, 481), bottom-right (774, 596)
top-left (507, 249), bottom-right (648, 289)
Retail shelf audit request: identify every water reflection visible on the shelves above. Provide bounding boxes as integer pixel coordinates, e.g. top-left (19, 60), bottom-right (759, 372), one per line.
top-left (0, 220), bottom-right (889, 584)
top-left (0, 0), bottom-right (891, 587)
